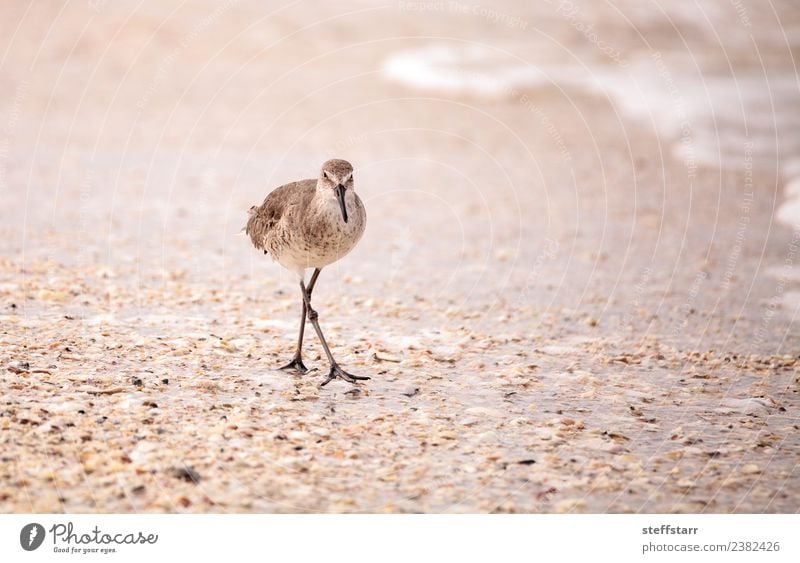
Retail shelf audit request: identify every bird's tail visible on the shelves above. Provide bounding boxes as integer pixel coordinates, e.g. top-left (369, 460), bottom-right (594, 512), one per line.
top-left (235, 206), bottom-right (258, 236)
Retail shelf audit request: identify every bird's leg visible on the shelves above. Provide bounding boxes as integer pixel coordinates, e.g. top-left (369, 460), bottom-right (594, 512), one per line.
top-left (299, 275), bottom-right (370, 387)
top-left (278, 299), bottom-right (309, 373)
top-left (278, 269), bottom-right (322, 374)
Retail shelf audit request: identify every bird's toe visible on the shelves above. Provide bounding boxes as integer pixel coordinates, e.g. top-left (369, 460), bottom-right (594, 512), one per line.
top-left (279, 357), bottom-right (309, 374)
top-left (320, 365), bottom-right (370, 386)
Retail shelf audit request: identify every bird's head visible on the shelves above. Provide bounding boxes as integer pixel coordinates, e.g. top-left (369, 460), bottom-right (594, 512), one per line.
top-left (318, 159), bottom-right (354, 223)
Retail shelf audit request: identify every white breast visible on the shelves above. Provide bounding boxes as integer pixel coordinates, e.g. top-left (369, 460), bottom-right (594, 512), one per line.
top-left (275, 189), bottom-right (365, 276)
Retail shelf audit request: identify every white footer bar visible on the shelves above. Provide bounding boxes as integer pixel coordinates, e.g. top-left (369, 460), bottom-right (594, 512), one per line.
top-left (1, 514), bottom-right (797, 562)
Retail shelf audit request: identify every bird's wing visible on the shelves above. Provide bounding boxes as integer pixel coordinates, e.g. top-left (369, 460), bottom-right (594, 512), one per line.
top-left (245, 180), bottom-right (315, 251)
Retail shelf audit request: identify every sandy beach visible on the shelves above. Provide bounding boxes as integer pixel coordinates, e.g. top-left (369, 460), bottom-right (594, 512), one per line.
top-left (1, 0), bottom-right (798, 512)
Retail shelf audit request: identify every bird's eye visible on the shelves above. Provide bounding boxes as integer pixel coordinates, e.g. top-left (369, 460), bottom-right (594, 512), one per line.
top-left (323, 171), bottom-right (330, 180)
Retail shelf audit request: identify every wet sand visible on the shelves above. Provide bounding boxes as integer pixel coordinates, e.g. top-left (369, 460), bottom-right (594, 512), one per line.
top-left (0, 1), bottom-right (798, 512)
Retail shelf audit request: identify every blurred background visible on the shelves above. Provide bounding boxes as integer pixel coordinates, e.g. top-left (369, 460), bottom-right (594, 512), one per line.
top-left (1, 0), bottom-right (798, 340)
top-left (1, 1), bottom-right (799, 513)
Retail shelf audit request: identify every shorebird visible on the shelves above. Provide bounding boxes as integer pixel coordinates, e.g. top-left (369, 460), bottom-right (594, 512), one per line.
top-left (245, 159), bottom-right (369, 386)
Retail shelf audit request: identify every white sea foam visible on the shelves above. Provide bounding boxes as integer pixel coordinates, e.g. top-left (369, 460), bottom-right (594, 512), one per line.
top-left (778, 161), bottom-right (800, 232)
top-left (381, 44), bottom-right (552, 97)
top-left (777, 177), bottom-right (800, 230)
top-left (382, 43), bottom-right (800, 227)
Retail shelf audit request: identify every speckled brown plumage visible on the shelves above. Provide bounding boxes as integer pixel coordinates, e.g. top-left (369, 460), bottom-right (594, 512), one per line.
top-left (245, 180), bottom-right (316, 261)
top-left (244, 159), bottom-right (369, 386)
top-left (245, 161), bottom-right (365, 276)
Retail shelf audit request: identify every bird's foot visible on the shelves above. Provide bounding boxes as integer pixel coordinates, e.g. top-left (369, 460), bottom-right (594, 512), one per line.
top-left (279, 355), bottom-right (309, 374)
top-left (320, 364), bottom-right (370, 386)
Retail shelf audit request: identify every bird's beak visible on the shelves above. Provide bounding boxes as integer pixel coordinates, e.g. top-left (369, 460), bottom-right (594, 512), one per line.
top-left (335, 184), bottom-right (348, 223)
